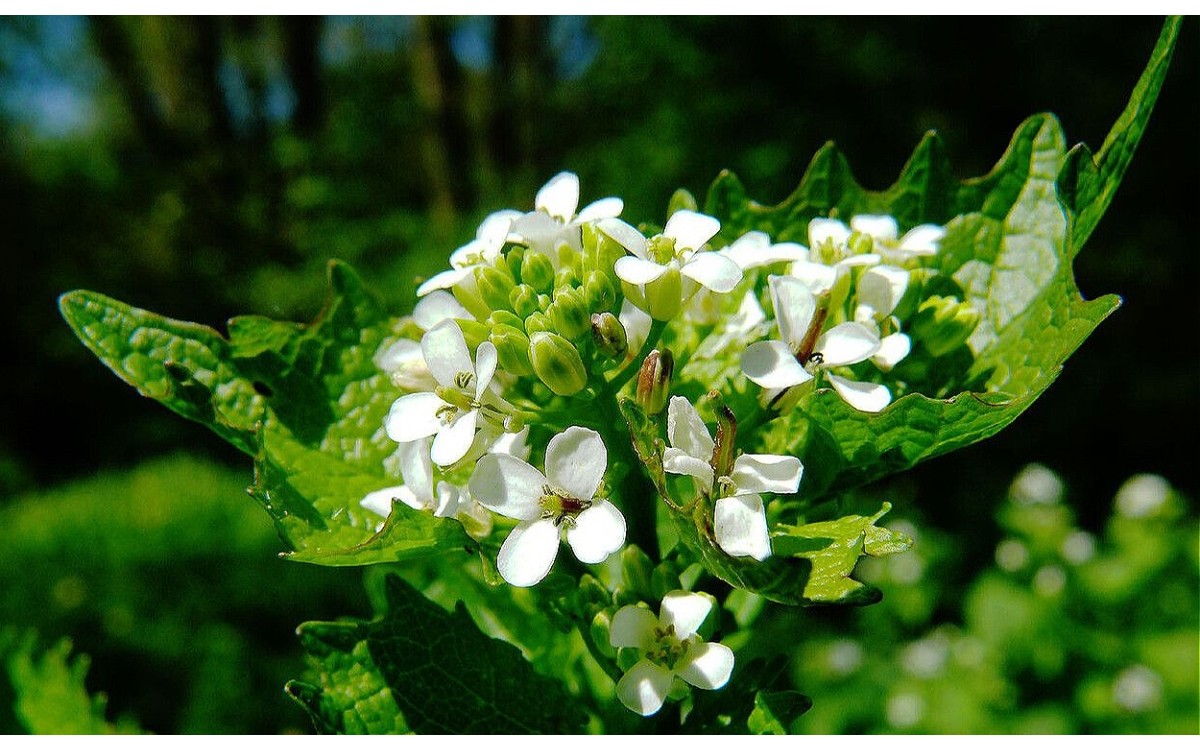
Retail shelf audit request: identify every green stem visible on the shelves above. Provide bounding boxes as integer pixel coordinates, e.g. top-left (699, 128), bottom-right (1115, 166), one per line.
top-left (604, 318), bottom-right (668, 393)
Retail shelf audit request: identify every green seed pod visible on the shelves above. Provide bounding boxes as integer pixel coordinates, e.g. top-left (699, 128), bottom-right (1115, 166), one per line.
top-left (490, 324), bottom-right (534, 376)
top-left (584, 270), bottom-right (616, 312)
top-left (524, 311), bottom-right (553, 335)
top-left (520, 250), bottom-right (555, 293)
top-left (476, 265), bottom-right (516, 312)
top-left (509, 283), bottom-right (540, 319)
top-left (530, 331), bottom-right (588, 396)
top-left (636, 348), bottom-right (674, 415)
top-left (591, 312), bottom-right (627, 360)
top-left (550, 288), bottom-right (591, 340)
top-left (455, 319), bottom-right (491, 351)
top-left (910, 295), bottom-right (981, 357)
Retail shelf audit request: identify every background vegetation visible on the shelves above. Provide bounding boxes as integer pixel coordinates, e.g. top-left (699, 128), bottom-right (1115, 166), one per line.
top-left (0, 16), bottom-right (1194, 733)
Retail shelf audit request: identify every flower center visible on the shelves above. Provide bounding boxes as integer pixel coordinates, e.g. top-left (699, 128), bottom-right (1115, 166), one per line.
top-left (539, 485), bottom-right (592, 527)
top-left (647, 624), bottom-right (691, 670)
top-left (647, 235), bottom-right (678, 265)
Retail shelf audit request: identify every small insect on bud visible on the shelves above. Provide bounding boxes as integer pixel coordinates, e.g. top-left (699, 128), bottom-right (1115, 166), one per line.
top-left (708, 390), bottom-right (737, 480)
top-left (591, 312), bottom-right (628, 360)
top-left (530, 331), bottom-right (588, 396)
top-left (636, 348), bottom-right (674, 415)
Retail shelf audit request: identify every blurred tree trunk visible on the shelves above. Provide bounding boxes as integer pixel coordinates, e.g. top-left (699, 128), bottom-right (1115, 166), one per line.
top-left (410, 16), bottom-right (459, 237)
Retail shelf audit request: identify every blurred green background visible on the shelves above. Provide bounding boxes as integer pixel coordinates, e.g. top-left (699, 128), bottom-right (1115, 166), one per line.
top-left (0, 17), bottom-right (1195, 733)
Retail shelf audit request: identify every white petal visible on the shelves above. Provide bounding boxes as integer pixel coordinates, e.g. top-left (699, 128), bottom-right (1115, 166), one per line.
top-left (598, 218), bottom-right (648, 258)
top-left (544, 426), bottom-right (607, 502)
top-left (496, 519), bottom-right (561, 587)
top-left (384, 392), bottom-right (444, 443)
top-left (677, 642), bottom-right (735, 690)
top-left (615, 255), bottom-right (669, 285)
top-left (468, 453), bottom-right (546, 521)
top-left (724, 236), bottom-right (809, 270)
top-left (767, 275), bottom-right (816, 349)
top-left (421, 320), bottom-right (474, 388)
top-left (616, 660), bottom-right (675, 717)
top-left (681, 252), bottom-right (742, 293)
top-left (576, 196), bottom-right (623, 223)
top-left (511, 211), bottom-right (562, 247)
top-left (619, 299), bottom-right (652, 353)
top-left (663, 447), bottom-right (715, 488)
top-left (476, 209), bottom-right (521, 245)
top-left (729, 454), bottom-right (803, 495)
top-left (490, 426), bottom-right (531, 461)
top-left (359, 485), bottom-right (408, 518)
top-left (808, 217), bottom-right (850, 248)
top-left (663, 210), bottom-right (720, 251)
top-left (873, 332), bottom-right (911, 371)
top-left (659, 591), bottom-right (712, 639)
top-left (714, 495), bottom-right (772, 561)
top-left (788, 261), bottom-right (840, 296)
top-left (473, 341), bottom-right (498, 397)
top-left (535, 171), bottom-right (580, 221)
top-left (373, 338), bottom-right (422, 374)
top-left (839, 253), bottom-right (881, 267)
top-left (827, 374), bottom-right (892, 413)
top-left (430, 409), bottom-right (478, 467)
top-left (432, 481), bottom-right (465, 517)
top-left (814, 322), bottom-right (880, 367)
top-left (416, 267), bottom-right (472, 297)
top-left (609, 606), bottom-right (658, 651)
top-left (413, 290), bottom-right (471, 331)
top-left (666, 396), bottom-right (715, 461)
top-left (898, 224), bottom-right (945, 254)
top-left (396, 437), bottom-right (434, 503)
top-left (741, 340), bottom-right (813, 390)
top-left (858, 265), bottom-right (909, 318)
top-left (850, 214), bottom-right (899, 242)
top-left (566, 501), bottom-right (626, 564)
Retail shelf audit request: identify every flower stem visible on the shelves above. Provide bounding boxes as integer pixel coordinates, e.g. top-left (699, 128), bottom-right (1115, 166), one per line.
top-left (604, 318), bottom-right (668, 393)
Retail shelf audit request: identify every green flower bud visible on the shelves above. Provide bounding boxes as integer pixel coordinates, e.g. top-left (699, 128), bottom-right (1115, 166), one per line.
top-left (554, 266), bottom-right (579, 290)
top-left (667, 187), bottom-right (698, 216)
top-left (450, 277), bottom-right (492, 322)
top-left (620, 545), bottom-right (654, 600)
top-left (910, 295), bottom-right (981, 357)
top-left (584, 270), bottom-right (616, 312)
top-left (476, 265), bottom-right (516, 312)
top-left (591, 312), bottom-right (628, 360)
top-left (550, 288), bottom-right (590, 340)
top-left (490, 324), bottom-right (534, 376)
top-left (709, 391), bottom-right (737, 481)
top-left (583, 222), bottom-right (628, 279)
top-left (524, 311), bottom-right (553, 335)
top-left (537, 293), bottom-right (552, 312)
top-left (505, 245), bottom-right (525, 281)
top-left (635, 348), bottom-right (673, 415)
top-left (520, 250), bottom-right (555, 293)
top-left (509, 283), bottom-right (540, 318)
top-left (455, 319), bottom-right (490, 351)
top-left (530, 331), bottom-right (588, 396)
top-left (848, 230), bottom-right (874, 257)
top-left (650, 560), bottom-right (683, 600)
top-left (589, 611), bottom-right (617, 659)
top-left (487, 310), bottom-right (524, 331)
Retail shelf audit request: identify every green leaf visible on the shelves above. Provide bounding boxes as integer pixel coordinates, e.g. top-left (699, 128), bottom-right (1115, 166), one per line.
top-left (772, 503), bottom-right (913, 603)
top-left (747, 690), bottom-right (813, 735)
top-left (1, 633), bottom-right (142, 735)
top-left (60, 262), bottom-right (468, 564)
top-left (682, 657), bottom-right (807, 733)
top-left (290, 574), bottom-right (586, 734)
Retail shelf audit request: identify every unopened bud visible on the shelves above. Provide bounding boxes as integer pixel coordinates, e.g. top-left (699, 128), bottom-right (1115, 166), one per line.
top-left (490, 324), bottom-right (534, 376)
top-left (476, 265), bottom-right (516, 312)
top-left (667, 188), bottom-right (698, 216)
top-left (487, 310), bottom-right (524, 331)
top-left (848, 230), bottom-right (874, 258)
top-left (530, 332), bottom-right (588, 396)
top-left (524, 311), bottom-right (553, 335)
top-left (550, 288), bottom-right (591, 340)
top-left (555, 266), bottom-right (579, 290)
top-left (591, 312), bottom-right (628, 360)
top-left (584, 270), bottom-right (616, 312)
top-left (636, 348), bottom-right (674, 415)
top-left (455, 319), bottom-right (490, 351)
top-left (708, 390), bottom-right (737, 480)
top-left (910, 295), bottom-right (980, 357)
top-left (589, 611), bottom-right (617, 659)
top-left (620, 545), bottom-right (654, 600)
top-left (520, 250), bottom-right (555, 293)
top-left (505, 245), bottom-right (525, 281)
top-left (509, 284), bottom-right (540, 318)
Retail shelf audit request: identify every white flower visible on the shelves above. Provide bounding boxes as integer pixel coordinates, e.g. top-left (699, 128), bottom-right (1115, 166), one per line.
top-left (850, 214), bottom-right (945, 264)
top-left (360, 437), bottom-right (492, 539)
top-left (601, 210), bottom-right (742, 321)
top-left (663, 396), bottom-right (802, 561)
top-left (374, 291), bottom-right (473, 391)
top-left (469, 426), bottom-right (626, 587)
top-left (853, 265), bottom-right (913, 371)
top-left (741, 274), bottom-right (892, 412)
top-left (417, 210), bottom-right (519, 297)
top-left (384, 320), bottom-right (505, 467)
top-left (610, 591), bottom-right (735, 716)
top-left (509, 171), bottom-right (623, 260)
top-left (688, 231), bottom-right (807, 324)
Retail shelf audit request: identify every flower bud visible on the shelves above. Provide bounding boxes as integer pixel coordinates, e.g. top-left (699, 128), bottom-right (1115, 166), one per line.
top-left (708, 391), bottom-right (737, 480)
top-left (455, 319), bottom-right (490, 351)
top-left (591, 312), bottom-right (628, 360)
top-left (490, 324), bottom-right (534, 376)
top-left (635, 348), bottom-right (674, 415)
top-left (550, 288), bottom-right (590, 340)
top-left (476, 265), bottom-right (516, 312)
top-left (584, 270), bottom-right (616, 312)
top-left (620, 545), bottom-right (654, 600)
top-left (520, 250), bottom-right (555, 293)
top-left (537, 293), bottom-right (552, 312)
top-left (667, 187), bottom-right (698, 216)
top-left (487, 310), bottom-right (524, 331)
top-left (530, 331), bottom-right (588, 396)
top-left (555, 266), bottom-right (579, 290)
top-left (583, 222), bottom-right (628, 279)
top-left (910, 295), bottom-right (981, 357)
top-left (505, 245), bottom-right (525, 281)
top-left (524, 311), bottom-right (553, 335)
top-left (589, 611), bottom-right (617, 659)
top-left (848, 230), bottom-right (874, 258)
top-left (509, 284), bottom-right (540, 318)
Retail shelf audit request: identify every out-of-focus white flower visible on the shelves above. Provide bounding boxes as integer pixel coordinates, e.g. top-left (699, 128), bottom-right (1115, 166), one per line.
top-left (374, 291), bottom-right (474, 392)
top-left (417, 211), bottom-right (518, 296)
top-left (509, 171), bottom-right (623, 260)
top-left (850, 214), bottom-right (945, 264)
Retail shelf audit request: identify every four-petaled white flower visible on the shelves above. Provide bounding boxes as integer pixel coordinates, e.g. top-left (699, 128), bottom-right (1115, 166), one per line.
top-left (360, 436), bottom-right (492, 539)
top-left (850, 214), bottom-right (945, 265)
top-left (374, 290), bottom-right (473, 392)
top-left (688, 231), bottom-right (807, 324)
top-left (509, 171), bottom-right (624, 259)
top-left (385, 320), bottom-right (505, 467)
top-left (742, 274), bottom-right (892, 412)
top-left (854, 265), bottom-right (913, 371)
top-left (470, 426), bottom-right (626, 587)
top-left (600, 210), bottom-right (742, 320)
top-left (417, 211), bottom-right (518, 297)
top-left (610, 590), bottom-right (735, 716)
top-left (663, 396), bottom-right (802, 561)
